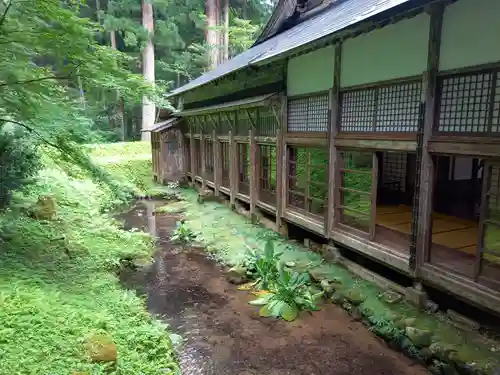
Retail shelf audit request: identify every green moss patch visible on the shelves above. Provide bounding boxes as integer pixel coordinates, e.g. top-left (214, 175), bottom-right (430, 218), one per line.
top-left (171, 187), bottom-right (500, 375)
top-left (0, 144), bottom-right (179, 374)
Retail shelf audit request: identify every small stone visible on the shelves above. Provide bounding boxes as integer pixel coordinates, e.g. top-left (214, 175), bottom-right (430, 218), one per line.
top-left (85, 334), bottom-right (117, 363)
top-left (225, 266), bottom-right (248, 285)
top-left (350, 307), bottom-right (362, 321)
top-left (343, 288), bottom-right (366, 306)
top-left (380, 290), bottom-right (403, 304)
top-left (319, 280), bottom-right (334, 297)
top-left (31, 195), bottom-right (56, 220)
top-left (429, 342), bottom-right (458, 362)
top-left (405, 327), bottom-right (433, 348)
top-left (331, 291), bottom-right (345, 305)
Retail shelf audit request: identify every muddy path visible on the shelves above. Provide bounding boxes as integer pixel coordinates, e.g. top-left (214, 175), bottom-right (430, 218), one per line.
top-left (118, 201), bottom-right (429, 375)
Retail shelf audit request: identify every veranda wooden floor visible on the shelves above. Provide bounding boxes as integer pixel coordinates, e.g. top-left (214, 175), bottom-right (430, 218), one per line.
top-left (376, 204), bottom-right (479, 257)
top-left (375, 204), bottom-right (500, 290)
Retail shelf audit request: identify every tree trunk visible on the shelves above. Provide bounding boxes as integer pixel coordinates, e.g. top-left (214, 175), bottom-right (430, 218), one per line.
top-left (110, 29), bottom-right (126, 141)
top-left (205, 0), bottom-right (219, 69)
top-left (222, 0), bottom-right (229, 62)
top-left (141, 0), bottom-right (155, 141)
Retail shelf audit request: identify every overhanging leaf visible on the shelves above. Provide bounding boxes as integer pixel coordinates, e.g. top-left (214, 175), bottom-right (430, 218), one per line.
top-left (280, 303), bottom-right (299, 322)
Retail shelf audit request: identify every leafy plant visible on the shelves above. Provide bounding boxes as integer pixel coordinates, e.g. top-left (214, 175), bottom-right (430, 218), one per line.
top-left (244, 240), bottom-right (282, 290)
top-left (170, 220), bottom-right (197, 244)
top-left (249, 263), bottom-right (323, 321)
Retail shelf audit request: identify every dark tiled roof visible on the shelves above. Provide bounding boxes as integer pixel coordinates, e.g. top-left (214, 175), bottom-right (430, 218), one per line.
top-left (169, 0), bottom-right (413, 96)
top-left (142, 118), bottom-right (180, 132)
top-left (176, 93), bottom-right (278, 116)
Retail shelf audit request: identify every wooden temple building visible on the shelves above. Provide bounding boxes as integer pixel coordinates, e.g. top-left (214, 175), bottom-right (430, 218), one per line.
top-left (163, 0), bottom-right (500, 314)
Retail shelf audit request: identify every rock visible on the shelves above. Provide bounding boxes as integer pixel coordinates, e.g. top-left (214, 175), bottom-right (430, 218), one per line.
top-left (380, 290), bottom-right (403, 304)
top-left (178, 176), bottom-right (190, 188)
top-left (225, 266), bottom-right (248, 285)
top-left (395, 317), bottom-right (416, 330)
top-left (419, 347), bottom-right (433, 362)
top-left (405, 327), bottom-right (433, 348)
top-left (197, 189), bottom-right (213, 203)
top-left (319, 280), bottom-right (334, 297)
top-left (350, 307), bottom-right (362, 321)
top-left (85, 334), bottom-right (117, 363)
top-left (429, 342), bottom-right (458, 362)
top-left (331, 291), bottom-right (345, 305)
top-left (31, 195), bottom-right (56, 220)
top-left (343, 288), bottom-right (366, 306)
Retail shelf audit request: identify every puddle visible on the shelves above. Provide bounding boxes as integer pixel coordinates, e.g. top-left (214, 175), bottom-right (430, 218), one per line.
top-left (118, 200), bottom-right (430, 375)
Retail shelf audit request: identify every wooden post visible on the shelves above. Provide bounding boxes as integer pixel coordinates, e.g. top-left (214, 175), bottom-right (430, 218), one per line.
top-left (276, 94), bottom-right (287, 235)
top-left (213, 125), bottom-right (221, 196)
top-left (415, 3), bottom-right (444, 273)
top-left (189, 123), bottom-right (195, 182)
top-left (229, 115), bottom-right (237, 209)
top-left (200, 126), bottom-right (206, 190)
top-left (326, 43), bottom-right (342, 236)
top-left (250, 126), bottom-right (258, 220)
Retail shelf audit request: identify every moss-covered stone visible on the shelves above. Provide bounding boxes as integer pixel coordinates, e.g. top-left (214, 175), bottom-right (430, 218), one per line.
top-left (429, 343), bottom-right (458, 362)
top-left (380, 290), bottom-right (403, 304)
top-left (331, 291), bottom-right (345, 305)
top-left (343, 288), bottom-right (366, 306)
top-left (406, 327), bottom-right (433, 348)
top-left (85, 334), bottom-right (117, 363)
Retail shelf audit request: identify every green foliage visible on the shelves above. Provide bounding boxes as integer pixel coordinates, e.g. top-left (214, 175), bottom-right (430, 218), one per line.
top-left (0, 129), bottom-right (40, 209)
top-left (170, 219), bottom-right (197, 244)
top-left (0, 146), bottom-right (179, 374)
top-left (250, 263), bottom-right (322, 321)
top-left (244, 240), bottom-right (282, 290)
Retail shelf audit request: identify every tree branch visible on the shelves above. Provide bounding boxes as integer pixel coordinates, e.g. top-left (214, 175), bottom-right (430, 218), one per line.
top-left (0, 1), bottom-right (12, 30)
top-left (0, 73), bottom-right (77, 88)
top-left (0, 118), bottom-right (62, 151)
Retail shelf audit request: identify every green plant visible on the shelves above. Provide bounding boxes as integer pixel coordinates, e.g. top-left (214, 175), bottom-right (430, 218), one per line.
top-left (244, 240), bottom-right (283, 290)
top-left (249, 263), bottom-right (323, 321)
top-left (170, 220), bottom-right (197, 244)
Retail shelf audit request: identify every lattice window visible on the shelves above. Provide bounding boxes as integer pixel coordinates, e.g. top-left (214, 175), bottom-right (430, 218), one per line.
top-left (235, 110), bottom-right (253, 136)
top-left (221, 141), bottom-right (230, 188)
top-left (337, 151), bottom-right (374, 234)
top-left (437, 71), bottom-right (500, 134)
top-left (257, 107), bottom-right (278, 137)
top-left (258, 144), bottom-right (277, 206)
top-left (287, 146), bottom-right (328, 217)
top-left (218, 112), bottom-right (232, 135)
top-left (193, 138), bottom-right (202, 176)
top-left (340, 81), bottom-right (421, 132)
top-left (382, 151), bottom-right (407, 192)
top-left (287, 94), bottom-right (329, 132)
top-left (204, 139), bottom-right (214, 182)
top-left (237, 143), bottom-right (250, 195)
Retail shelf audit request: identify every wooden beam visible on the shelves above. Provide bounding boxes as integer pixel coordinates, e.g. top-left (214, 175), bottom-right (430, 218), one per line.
top-left (415, 3), bottom-right (444, 273)
top-left (334, 138), bottom-right (417, 152)
top-left (326, 43), bottom-right (341, 236)
top-left (428, 139), bottom-right (500, 157)
top-left (276, 93), bottom-right (287, 234)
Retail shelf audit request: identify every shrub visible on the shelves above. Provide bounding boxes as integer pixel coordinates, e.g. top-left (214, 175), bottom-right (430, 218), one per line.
top-left (0, 129), bottom-right (40, 209)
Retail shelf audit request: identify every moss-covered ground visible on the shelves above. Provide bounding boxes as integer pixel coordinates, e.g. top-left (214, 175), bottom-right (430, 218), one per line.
top-left (0, 142), bottom-right (179, 374)
top-left (159, 190), bottom-right (500, 375)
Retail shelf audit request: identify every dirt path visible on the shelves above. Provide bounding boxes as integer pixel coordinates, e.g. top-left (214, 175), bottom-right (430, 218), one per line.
top-left (119, 203), bottom-right (429, 375)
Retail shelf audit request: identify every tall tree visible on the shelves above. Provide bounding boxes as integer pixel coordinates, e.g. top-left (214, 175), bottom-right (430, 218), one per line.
top-left (222, 0), bottom-right (230, 62)
top-left (205, 0), bottom-right (220, 69)
top-left (141, 0), bottom-right (155, 140)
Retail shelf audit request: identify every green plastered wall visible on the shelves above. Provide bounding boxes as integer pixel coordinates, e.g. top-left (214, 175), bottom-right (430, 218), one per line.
top-left (287, 45), bottom-right (335, 96)
top-left (340, 13), bottom-right (430, 88)
top-left (439, 0), bottom-right (500, 71)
